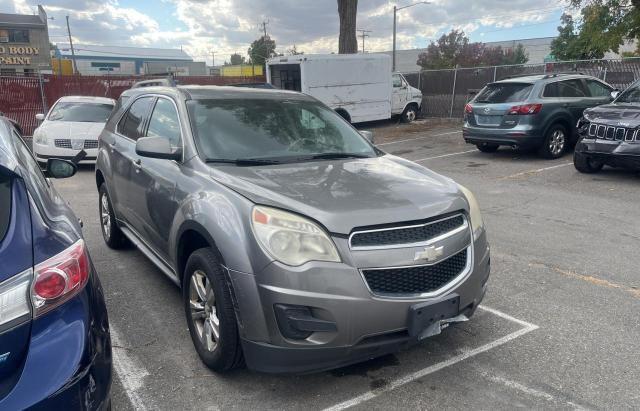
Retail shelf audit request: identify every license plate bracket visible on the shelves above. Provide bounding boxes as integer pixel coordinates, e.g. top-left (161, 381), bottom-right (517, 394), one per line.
top-left (407, 294), bottom-right (460, 337)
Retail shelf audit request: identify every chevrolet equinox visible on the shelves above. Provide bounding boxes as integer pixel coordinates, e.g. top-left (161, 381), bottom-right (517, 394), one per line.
top-left (95, 86), bottom-right (490, 373)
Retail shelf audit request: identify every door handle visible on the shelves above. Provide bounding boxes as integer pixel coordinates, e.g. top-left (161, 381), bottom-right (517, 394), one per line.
top-left (133, 158), bottom-right (142, 173)
top-left (108, 141), bottom-right (116, 152)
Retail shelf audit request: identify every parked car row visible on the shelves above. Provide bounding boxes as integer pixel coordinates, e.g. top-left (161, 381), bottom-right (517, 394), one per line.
top-left (463, 72), bottom-right (640, 173)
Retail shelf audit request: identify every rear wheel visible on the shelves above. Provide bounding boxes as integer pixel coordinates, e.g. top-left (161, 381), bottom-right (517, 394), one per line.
top-left (476, 143), bottom-right (500, 153)
top-left (402, 105), bottom-right (418, 123)
top-left (183, 248), bottom-right (243, 373)
top-left (98, 184), bottom-right (129, 249)
top-left (574, 151), bottom-right (604, 173)
top-left (539, 124), bottom-right (568, 159)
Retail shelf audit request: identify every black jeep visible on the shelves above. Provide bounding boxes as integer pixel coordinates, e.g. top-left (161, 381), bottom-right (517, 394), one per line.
top-left (574, 80), bottom-right (640, 173)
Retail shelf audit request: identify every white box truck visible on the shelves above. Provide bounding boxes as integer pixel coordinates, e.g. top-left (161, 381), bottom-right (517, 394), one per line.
top-left (266, 54), bottom-right (422, 123)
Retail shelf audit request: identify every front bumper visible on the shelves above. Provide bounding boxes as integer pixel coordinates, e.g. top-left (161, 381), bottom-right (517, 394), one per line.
top-left (229, 231), bottom-right (491, 374)
top-left (32, 141), bottom-right (98, 164)
top-left (576, 138), bottom-right (640, 169)
top-left (463, 125), bottom-right (543, 149)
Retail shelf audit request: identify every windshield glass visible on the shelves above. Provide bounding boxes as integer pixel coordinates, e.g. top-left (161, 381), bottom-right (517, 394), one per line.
top-left (474, 83), bottom-right (533, 103)
top-left (615, 84), bottom-right (640, 103)
top-left (48, 102), bottom-right (114, 122)
top-left (187, 98), bottom-right (376, 162)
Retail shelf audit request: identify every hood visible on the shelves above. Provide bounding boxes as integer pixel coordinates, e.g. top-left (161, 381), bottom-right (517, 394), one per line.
top-left (209, 155), bottom-right (467, 234)
top-left (39, 121), bottom-right (106, 140)
top-left (584, 103), bottom-right (640, 126)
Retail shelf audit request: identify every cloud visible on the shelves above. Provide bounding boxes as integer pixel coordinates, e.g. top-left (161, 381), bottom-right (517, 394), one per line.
top-left (2, 0), bottom-right (565, 64)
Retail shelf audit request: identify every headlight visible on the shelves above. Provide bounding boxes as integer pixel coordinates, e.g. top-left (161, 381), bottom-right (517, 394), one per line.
top-left (33, 129), bottom-right (47, 145)
top-left (251, 206), bottom-right (341, 266)
top-left (458, 184), bottom-right (484, 240)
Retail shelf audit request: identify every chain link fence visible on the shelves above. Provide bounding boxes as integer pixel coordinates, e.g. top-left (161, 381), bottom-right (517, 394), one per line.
top-left (403, 57), bottom-right (640, 118)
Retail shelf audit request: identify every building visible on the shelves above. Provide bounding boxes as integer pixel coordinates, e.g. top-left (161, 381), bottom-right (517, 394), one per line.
top-left (55, 43), bottom-right (207, 75)
top-left (220, 64), bottom-right (263, 76)
top-left (0, 5), bottom-right (51, 75)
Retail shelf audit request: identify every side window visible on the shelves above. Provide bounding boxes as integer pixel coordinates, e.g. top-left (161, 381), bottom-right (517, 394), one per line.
top-left (393, 74), bottom-right (402, 88)
top-left (586, 80), bottom-right (612, 97)
top-left (146, 98), bottom-right (181, 146)
top-left (558, 79), bottom-right (587, 97)
top-left (543, 82), bottom-right (559, 98)
top-left (117, 97), bottom-right (154, 140)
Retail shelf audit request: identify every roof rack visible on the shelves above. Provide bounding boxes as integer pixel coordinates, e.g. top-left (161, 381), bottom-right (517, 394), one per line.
top-left (542, 72), bottom-right (585, 78)
top-left (502, 73), bottom-right (545, 80)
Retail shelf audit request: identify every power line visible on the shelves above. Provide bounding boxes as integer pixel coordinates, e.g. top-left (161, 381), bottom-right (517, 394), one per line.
top-left (357, 29), bottom-right (372, 53)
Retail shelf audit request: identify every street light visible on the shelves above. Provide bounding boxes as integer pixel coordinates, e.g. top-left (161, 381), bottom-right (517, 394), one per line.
top-left (393, 1), bottom-right (430, 72)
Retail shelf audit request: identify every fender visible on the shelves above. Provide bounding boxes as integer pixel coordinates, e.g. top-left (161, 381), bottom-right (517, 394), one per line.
top-left (543, 110), bottom-right (574, 138)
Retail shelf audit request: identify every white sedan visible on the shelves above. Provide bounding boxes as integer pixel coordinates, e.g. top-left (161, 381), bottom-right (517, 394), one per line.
top-left (32, 96), bottom-right (115, 165)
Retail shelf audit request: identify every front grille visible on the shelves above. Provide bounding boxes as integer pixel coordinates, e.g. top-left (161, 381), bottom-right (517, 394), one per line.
top-left (361, 249), bottom-right (468, 296)
top-left (350, 215), bottom-right (465, 248)
top-left (84, 140), bottom-right (98, 149)
top-left (588, 123), bottom-right (639, 142)
top-left (54, 139), bottom-right (71, 148)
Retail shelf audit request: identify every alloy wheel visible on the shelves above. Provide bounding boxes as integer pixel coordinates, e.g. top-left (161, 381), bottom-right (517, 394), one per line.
top-left (549, 129), bottom-right (566, 156)
top-left (189, 270), bottom-right (220, 352)
top-left (100, 193), bottom-right (111, 239)
top-left (405, 109), bottom-right (416, 122)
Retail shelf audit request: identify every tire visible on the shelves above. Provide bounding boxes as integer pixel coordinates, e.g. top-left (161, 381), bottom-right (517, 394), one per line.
top-left (476, 143), bottom-right (500, 153)
top-left (183, 248), bottom-right (244, 373)
top-left (539, 124), bottom-right (568, 159)
top-left (98, 184), bottom-right (129, 249)
top-left (402, 105), bottom-right (418, 123)
top-left (574, 151), bottom-right (604, 173)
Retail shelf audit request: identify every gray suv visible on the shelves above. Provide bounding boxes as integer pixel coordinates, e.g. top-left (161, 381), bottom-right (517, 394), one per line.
top-left (95, 86), bottom-right (490, 373)
top-left (463, 74), bottom-right (615, 158)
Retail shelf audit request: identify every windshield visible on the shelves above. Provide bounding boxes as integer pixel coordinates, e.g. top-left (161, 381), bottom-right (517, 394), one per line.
top-left (474, 83), bottom-right (533, 103)
top-left (187, 98), bottom-right (377, 163)
top-left (615, 84), bottom-right (640, 104)
top-left (48, 102), bottom-right (114, 122)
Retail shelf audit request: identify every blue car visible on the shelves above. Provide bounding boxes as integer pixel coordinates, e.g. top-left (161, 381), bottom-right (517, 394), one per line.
top-left (0, 116), bottom-right (112, 409)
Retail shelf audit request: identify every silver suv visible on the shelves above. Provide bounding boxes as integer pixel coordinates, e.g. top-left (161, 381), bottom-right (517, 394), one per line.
top-left (95, 86), bottom-right (490, 373)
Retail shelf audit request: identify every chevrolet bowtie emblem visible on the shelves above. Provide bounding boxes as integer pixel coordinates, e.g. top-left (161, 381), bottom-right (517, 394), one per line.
top-left (414, 245), bottom-right (444, 262)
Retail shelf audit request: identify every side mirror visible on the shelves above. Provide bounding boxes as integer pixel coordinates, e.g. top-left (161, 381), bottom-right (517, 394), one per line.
top-left (359, 130), bottom-right (375, 144)
top-left (35, 113), bottom-right (45, 121)
top-left (45, 158), bottom-right (77, 179)
top-left (610, 90), bottom-right (620, 100)
top-left (135, 136), bottom-right (181, 160)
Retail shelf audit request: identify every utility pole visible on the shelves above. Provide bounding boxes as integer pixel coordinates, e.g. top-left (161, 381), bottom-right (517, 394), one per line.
top-left (65, 15), bottom-right (78, 75)
top-left (210, 50), bottom-right (215, 67)
top-left (357, 29), bottom-right (371, 53)
top-left (392, 2), bottom-right (430, 72)
top-left (260, 20), bottom-right (269, 37)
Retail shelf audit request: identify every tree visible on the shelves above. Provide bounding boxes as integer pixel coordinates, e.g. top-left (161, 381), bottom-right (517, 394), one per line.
top-left (248, 35), bottom-right (277, 67)
top-left (225, 53), bottom-right (246, 66)
top-left (566, 0), bottom-right (640, 55)
top-left (550, 7), bottom-right (619, 60)
top-left (417, 30), bottom-right (529, 69)
top-left (337, 0), bottom-right (358, 53)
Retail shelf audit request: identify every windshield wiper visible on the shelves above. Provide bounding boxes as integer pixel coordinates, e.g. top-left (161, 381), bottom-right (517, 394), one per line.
top-left (305, 152), bottom-right (372, 160)
top-left (205, 158), bottom-right (282, 165)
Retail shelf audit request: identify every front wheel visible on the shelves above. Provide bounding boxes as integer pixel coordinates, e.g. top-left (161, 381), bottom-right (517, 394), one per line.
top-left (183, 248), bottom-right (244, 373)
top-left (402, 105), bottom-right (418, 123)
top-left (574, 151), bottom-right (604, 173)
top-left (539, 124), bottom-right (568, 159)
top-left (98, 184), bottom-right (129, 249)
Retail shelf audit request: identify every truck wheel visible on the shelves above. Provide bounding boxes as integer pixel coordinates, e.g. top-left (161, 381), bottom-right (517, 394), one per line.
top-left (476, 143), bottom-right (499, 153)
top-left (99, 184), bottom-right (129, 249)
top-left (539, 124), bottom-right (568, 159)
top-left (183, 248), bottom-right (244, 373)
top-left (574, 151), bottom-right (604, 173)
top-left (402, 105), bottom-right (418, 123)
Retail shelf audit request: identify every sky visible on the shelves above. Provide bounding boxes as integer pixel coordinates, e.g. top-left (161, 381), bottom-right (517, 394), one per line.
top-left (1, 0), bottom-right (568, 65)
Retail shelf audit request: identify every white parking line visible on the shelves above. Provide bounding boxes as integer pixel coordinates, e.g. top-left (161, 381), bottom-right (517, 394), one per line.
top-left (500, 162), bottom-right (573, 180)
top-left (413, 149), bottom-right (478, 162)
top-left (377, 130), bottom-right (461, 146)
top-left (322, 306), bottom-right (539, 411)
top-left (111, 327), bottom-right (150, 411)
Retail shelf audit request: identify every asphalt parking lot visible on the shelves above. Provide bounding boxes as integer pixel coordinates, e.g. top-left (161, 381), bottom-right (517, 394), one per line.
top-left (52, 122), bottom-right (640, 410)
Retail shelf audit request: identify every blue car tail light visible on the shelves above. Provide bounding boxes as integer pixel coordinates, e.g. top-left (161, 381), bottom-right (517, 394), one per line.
top-left (0, 269), bottom-right (32, 327)
top-left (32, 239), bottom-right (90, 318)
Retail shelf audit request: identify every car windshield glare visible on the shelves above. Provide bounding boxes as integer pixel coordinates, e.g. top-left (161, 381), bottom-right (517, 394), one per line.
top-left (48, 102), bottom-right (114, 122)
top-left (615, 85), bottom-right (640, 103)
top-left (474, 83), bottom-right (533, 103)
top-left (187, 98), bottom-right (377, 163)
